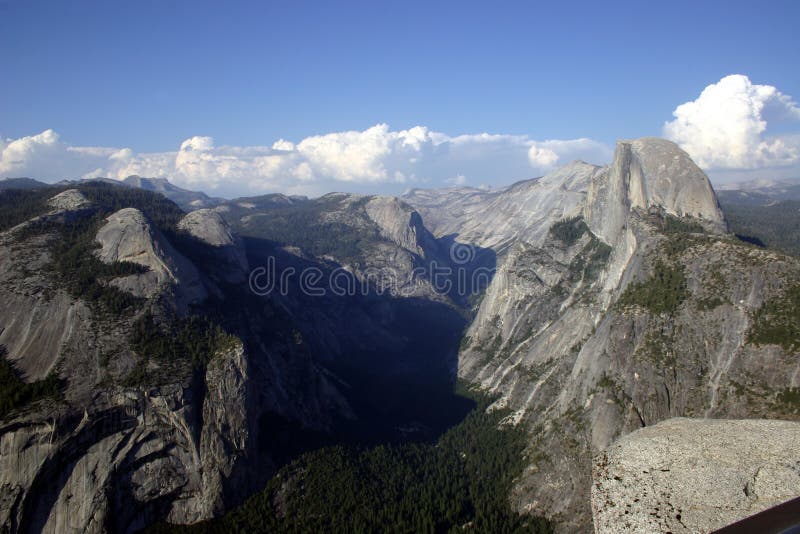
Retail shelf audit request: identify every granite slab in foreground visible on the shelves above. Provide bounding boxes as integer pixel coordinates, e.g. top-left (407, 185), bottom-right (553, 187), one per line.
top-left (591, 418), bottom-right (800, 533)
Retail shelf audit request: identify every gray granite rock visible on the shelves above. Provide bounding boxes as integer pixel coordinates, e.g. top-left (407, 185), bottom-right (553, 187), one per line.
top-left (47, 189), bottom-right (90, 211)
top-left (592, 418), bottom-right (800, 533)
top-left (95, 207), bottom-right (207, 304)
top-left (430, 138), bottom-right (799, 531)
top-left (178, 209), bottom-right (249, 283)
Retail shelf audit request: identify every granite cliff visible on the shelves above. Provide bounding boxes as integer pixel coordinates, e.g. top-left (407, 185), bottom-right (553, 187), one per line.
top-left (0, 185), bottom-right (350, 533)
top-left (1, 138), bottom-right (798, 532)
top-left (407, 138), bottom-right (800, 531)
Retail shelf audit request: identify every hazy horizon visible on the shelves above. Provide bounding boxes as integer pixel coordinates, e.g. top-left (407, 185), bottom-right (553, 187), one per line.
top-left (2, 1), bottom-right (799, 197)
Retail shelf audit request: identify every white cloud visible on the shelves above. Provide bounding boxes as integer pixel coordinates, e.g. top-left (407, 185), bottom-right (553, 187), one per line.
top-left (271, 139), bottom-right (295, 151)
top-left (0, 124), bottom-right (612, 197)
top-left (445, 174), bottom-right (467, 186)
top-left (527, 145), bottom-right (559, 167)
top-left (664, 74), bottom-right (800, 169)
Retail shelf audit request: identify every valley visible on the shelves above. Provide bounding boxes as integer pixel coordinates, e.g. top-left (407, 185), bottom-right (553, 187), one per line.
top-left (0, 138), bottom-right (799, 533)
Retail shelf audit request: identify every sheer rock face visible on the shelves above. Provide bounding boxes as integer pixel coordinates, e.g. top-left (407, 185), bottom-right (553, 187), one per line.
top-left (405, 161), bottom-right (604, 254)
top-left (0, 344), bottom-right (256, 534)
top-left (0, 225), bottom-right (95, 384)
top-left (592, 418), bottom-right (800, 533)
top-left (95, 207), bottom-right (207, 304)
top-left (0, 197), bottom-right (352, 532)
top-left (178, 209), bottom-right (249, 284)
top-left (364, 196), bottom-right (439, 259)
top-left (585, 138), bottom-right (727, 246)
top-left (444, 138), bottom-right (800, 531)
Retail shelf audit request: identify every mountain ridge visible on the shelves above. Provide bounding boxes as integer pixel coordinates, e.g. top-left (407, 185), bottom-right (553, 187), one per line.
top-left (0, 138), bottom-right (798, 532)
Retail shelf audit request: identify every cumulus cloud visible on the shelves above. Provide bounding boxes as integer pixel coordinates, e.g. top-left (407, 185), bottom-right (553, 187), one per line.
top-left (664, 74), bottom-right (800, 169)
top-left (0, 124), bottom-right (613, 196)
top-left (528, 145), bottom-right (559, 167)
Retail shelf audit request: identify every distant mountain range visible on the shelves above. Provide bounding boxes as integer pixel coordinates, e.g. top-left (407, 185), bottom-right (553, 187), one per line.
top-left (0, 175), bottom-right (223, 210)
top-left (716, 177), bottom-right (800, 206)
top-left (0, 177), bottom-right (51, 190)
top-left (4, 173), bottom-right (798, 214)
top-left (715, 179), bottom-right (800, 257)
top-left (116, 175), bottom-right (224, 210)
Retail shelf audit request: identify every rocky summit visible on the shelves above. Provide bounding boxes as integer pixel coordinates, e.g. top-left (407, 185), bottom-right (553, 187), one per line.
top-left (0, 138), bottom-right (798, 533)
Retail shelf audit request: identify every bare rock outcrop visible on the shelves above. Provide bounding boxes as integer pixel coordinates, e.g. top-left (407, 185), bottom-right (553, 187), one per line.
top-left (47, 189), bottom-right (90, 211)
top-left (364, 196), bottom-right (438, 259)
top-left (585, 138), bottom-right (726, 246)
top-left (0, 343), bottom-right (255, 533)
top-left (0, 226), bottom-right (94, 383)
top-left (178, 209), bottom-right (249, 283)
top-left (95, 207), bottom-right (207, 304)
top-left (449, 138), bottom-right (797, 531)
top-left (405, 160), bottom-right (603, 254)
top-left (592, 418), bottom-right (800, 533)
top-left (178, 208), bottom-right (237, 248)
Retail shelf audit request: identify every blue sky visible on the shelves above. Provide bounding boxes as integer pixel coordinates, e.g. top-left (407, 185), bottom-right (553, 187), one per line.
top-left (1, 0), bottom-right (799, 197)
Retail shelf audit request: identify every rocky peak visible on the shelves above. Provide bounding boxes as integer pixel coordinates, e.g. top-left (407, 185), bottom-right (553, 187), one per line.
top-left (47, 189), bottom-right (91, 211)
top-left (364, 196), bottom-right (437, 258)
top-left (585, 137), bottom-right (727, 244)
top-left (95, 207), bottom-right (206, 304)
top-left (179, 208), bottom-right (237, 248)
top-left (123, 175), bottom-right (169, 190)
top-left (178, 208), bottom-right (249, 283)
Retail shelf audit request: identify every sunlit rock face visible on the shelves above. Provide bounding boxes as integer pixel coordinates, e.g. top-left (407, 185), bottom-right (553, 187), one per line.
top-left (178, 208), bottom-right (249, 283)
top-left (592, 418), bottom-right (800, 533)
top-left (408, 138), bottom-right (800, 531)
top-left (47, 189), bottom-right (91, 211)
top-left (585, 137), bottom-right (726, 246)
top-left (95, 207), bottom-right (207, 304)
top-left (405, 160), bottom-right (603, 254)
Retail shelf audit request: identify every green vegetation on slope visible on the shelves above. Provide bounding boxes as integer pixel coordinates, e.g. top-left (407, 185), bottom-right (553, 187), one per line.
top-left (152, 390), bottom-right (552, 534)
top-left (618, 260), bottom-right (689, 315)
top-left (567, 234), bottom-right (612, 285)
top-left (774, 387), bottom-right (800, 416)
top-left (232, 195), bottom-right (382, 264)
top-left (0, 188), bottom-right (54, 231)
top-left (720, 199), bottom-right (800, 257)
top-left (0, 182), bottom-right (186, 235)
top-left (0, 346), bottom-right (61, 419)
top-left (654, 213), bottom-right (705, 235)
top-left (748, 284), bottom-right (800, 351)
top-left (124, 313), bottom-right (238, 386)
top-left (549, 216), bottom-right (587, 247)
top-left (50, 214), bottom-right (147, 313)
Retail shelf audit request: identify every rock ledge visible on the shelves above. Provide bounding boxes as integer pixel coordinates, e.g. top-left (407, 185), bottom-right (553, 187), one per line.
top-left (592, 417), bottom-right (800, 533)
